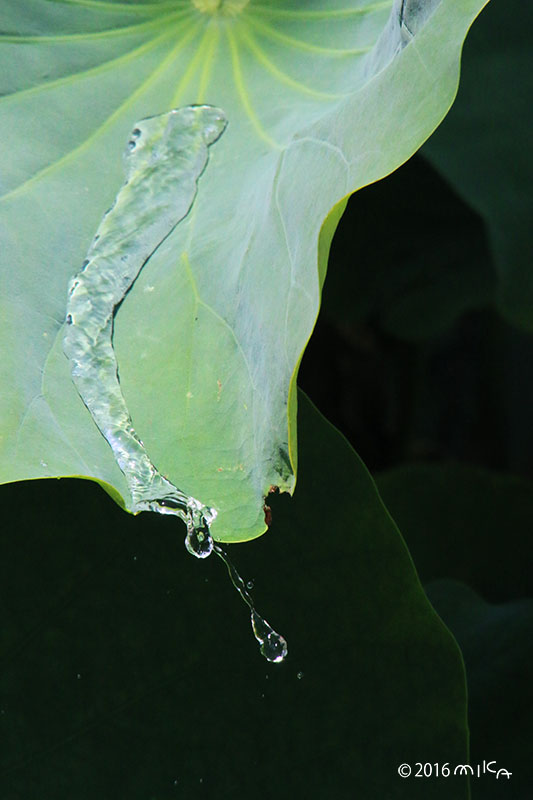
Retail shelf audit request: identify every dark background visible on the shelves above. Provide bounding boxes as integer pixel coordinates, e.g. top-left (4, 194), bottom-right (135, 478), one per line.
top-left (1, 2), bottom-right (531, 798)
top-left (299, 0), bottom-right (533, 792)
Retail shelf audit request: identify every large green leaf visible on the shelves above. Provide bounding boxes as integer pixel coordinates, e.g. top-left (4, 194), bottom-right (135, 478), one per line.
top-left (0, 392), bottom-right (470, 798)
top-left (426, 579), bottom-right (532, 798)
top-left (376, 463), bottom-right (533, 795)
top-left (0, 0), bottom-right (488, 541)
top-left (376, 462), bottom-right (533, 599)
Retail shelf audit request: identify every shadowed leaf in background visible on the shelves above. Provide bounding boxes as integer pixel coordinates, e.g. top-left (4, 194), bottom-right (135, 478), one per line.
top-left (0, 393), bottom-right (469, 799)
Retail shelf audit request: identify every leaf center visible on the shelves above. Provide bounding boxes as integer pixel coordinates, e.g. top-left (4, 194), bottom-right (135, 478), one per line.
top-left (191, 0), bottom-right (250, 16)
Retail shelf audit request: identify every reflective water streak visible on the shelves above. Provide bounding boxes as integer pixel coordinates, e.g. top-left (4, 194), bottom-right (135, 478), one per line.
top-left (63, 105), bottom-right (227, 537)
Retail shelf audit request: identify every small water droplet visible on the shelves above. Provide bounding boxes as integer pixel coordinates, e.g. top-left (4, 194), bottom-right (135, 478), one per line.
top-left (246, 579), bottom-right (254, 590)
top-left (131, 128), bottom-right (141, 139)
top-left (297, 671), bottom-right (304, 680)
top-left (173, 779), bottom-right (178, 786)
top-left (133, 555), bottom-right (137, 561)
top-left (76, 673), bottom-right (81, 680)
top-left (65, 314), bottom-right (73, 325)
top-left (40, 460), bottom-right (48, 468)
top-left (81, 259), bottom-right (89, 269)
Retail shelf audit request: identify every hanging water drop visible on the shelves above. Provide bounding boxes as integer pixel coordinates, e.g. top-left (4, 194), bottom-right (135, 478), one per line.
top-left (185, 523), bottom-right (213, 559)
top-left (182, 518), bottom-right (287, 661)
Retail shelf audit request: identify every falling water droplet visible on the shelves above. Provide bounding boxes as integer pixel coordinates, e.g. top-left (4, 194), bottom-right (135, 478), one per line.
top-left (251, 610), bottom-right (288, 663)
top-left (297, 671), bottom-right (304, 680)
top-left (182, 512), bottom-right (287, 661)
top-left (210, 542), bottom-right (288, 663)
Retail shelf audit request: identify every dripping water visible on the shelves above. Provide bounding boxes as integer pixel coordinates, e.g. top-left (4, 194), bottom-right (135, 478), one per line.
top-left (184, 521), bottom-right (288, 663)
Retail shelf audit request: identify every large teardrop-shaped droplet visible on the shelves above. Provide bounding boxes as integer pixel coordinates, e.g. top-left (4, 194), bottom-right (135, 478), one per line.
top-left (251, 610), bottom-right (288, 663)
top-left (206, 543), bottom-right (288, 663)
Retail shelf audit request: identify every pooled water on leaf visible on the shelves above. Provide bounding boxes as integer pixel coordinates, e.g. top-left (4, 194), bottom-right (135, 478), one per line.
top-left (62, 105), bottom-right (226, 532)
